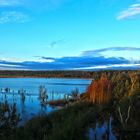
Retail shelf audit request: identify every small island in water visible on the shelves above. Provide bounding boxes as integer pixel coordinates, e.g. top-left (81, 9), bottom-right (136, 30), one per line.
top-left (0, 70), bottom-right (139, 140)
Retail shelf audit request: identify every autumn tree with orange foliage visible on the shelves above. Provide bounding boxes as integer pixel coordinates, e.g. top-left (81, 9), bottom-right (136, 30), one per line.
top-left (86, 74), bottom-right (112, 104)
top-left (128, 72), bottom-right (140, 95)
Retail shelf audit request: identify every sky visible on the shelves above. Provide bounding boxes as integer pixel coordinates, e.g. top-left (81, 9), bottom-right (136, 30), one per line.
top-left (0, 0), bottom-right (140, 70)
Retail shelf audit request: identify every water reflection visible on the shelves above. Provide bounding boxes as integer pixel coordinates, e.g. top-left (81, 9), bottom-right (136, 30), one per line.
top-left (0, 78), bottom-right (91, 125)
top-left (0, 92), bottom-right (54, 125)
top-left (88, 117), bottom-right (117, 140)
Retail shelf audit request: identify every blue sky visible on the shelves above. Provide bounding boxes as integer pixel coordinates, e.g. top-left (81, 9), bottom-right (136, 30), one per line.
top-left (0, 0), bottom-right (140, 70)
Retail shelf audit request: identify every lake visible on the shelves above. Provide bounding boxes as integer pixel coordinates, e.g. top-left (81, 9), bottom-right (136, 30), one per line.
top-left (0, 78), bottom-right (92, 124)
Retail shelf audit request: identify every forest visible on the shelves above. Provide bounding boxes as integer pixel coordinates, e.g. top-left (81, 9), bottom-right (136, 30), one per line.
top-left (0, 70), bottom-right (140, 140)
top-left (0, 70), bottom-right (93, 78)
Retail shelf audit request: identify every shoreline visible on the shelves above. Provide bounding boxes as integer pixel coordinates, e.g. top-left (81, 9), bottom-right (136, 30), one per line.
top-left (0, 76), bottom-right (92, 79)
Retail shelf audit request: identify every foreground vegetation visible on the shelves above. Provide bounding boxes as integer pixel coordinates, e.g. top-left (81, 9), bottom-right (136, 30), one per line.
top-left (0, 70), bottom-right (140, 140)
top-left (0, 102), bottom-right (113, 140)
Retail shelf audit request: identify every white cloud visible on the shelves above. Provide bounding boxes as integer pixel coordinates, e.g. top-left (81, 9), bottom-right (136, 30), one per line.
top-left (0, 56), bottom-right (55, 63)
top-left (0, 0), bottom-right (69, 9)
top-left (0, 0), bottom-right (21, 6)
top-left (0, 11), bottom-right (29, 24)
top-left (34, 58), bottom-right (55, 63)
top-left (117, 3), bottom-right (140, 20)
top-left (0, 57), bottom-right (25, 62)
top-left (74, 64), bottom-right (140, 70)
top-left (0, 63), bottom-right (28, 70)
top-left (0, 63), bottom-right (22, 67)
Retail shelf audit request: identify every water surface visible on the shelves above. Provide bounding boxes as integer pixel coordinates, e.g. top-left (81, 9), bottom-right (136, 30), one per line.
top-left (0, 78), bottom-right (91, 124)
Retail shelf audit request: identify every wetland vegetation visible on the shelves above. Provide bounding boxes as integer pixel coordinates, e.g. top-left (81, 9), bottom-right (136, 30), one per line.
top-left (0, 70), bottom-right (140, 140)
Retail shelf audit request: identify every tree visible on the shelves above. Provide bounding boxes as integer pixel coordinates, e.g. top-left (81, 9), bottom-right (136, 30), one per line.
top-left (0, 101), bottom-right (20, 137)
top-left (86, 74), bottom-right (112, 104)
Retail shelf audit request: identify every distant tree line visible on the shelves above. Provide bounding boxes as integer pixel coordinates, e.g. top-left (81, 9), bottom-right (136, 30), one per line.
top-left (0, 70), bottom-right (139, 78)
